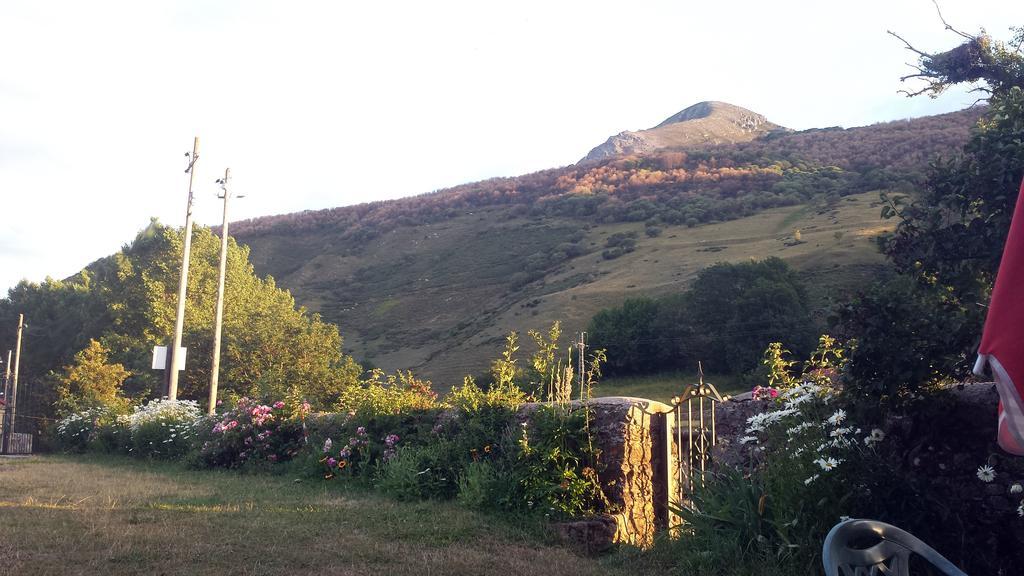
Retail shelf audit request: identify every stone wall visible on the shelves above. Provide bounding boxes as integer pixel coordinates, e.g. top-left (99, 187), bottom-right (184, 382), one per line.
top-left (529, 397), bottom-right (676, 550)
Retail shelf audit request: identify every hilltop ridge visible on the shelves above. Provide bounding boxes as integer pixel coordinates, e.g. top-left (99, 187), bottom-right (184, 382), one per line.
top-left (581, 101), bottom-right (787, 162)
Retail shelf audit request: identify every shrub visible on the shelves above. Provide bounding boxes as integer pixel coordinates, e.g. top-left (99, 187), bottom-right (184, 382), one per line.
top-left (655, 338), bottom-right (869, 573)
top-left (515, 405), bottom-right (606, 518)
top-left (54, 407), bottom-right (124, 453)
top-left (834, 274), bottom-right (976, 406)
top-left (191, 397), bottom-right (306, 469)
top-left (338, 369), bottom-right (439, 416)
top-left (457, 460), bottom-right (501, 509)
top-left (376, 441), bottom-right (461, 501)
top-left (126, 399), bottom-right (202, 459)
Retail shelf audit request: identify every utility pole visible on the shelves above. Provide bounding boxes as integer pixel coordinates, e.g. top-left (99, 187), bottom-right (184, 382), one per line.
top-left (3, 315), bottom-right (24, 454)
top-left (208, 167), bottom-right (241, 415)
top-left (168, 137), bottom-right (200, 400)
top-left (1, 350), bottom-right (10, 453)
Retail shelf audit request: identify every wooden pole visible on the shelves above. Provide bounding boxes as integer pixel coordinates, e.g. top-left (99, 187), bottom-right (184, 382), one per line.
top-left (1, 349), bottom-right (11, 453)
top-left (168, 137), bottom-right (199, 400)
top-left (208, 167), bottom-right (232, 415)
top-left (3, 316), bottom-right (24, 453)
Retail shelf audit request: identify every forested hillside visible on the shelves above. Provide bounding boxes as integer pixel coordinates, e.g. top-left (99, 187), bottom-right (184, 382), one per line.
top-left (227, 106), bottom-right (984, 385)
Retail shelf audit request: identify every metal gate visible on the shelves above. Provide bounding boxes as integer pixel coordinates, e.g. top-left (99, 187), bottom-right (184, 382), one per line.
top-left (669, 368), bottom-right (729, 508)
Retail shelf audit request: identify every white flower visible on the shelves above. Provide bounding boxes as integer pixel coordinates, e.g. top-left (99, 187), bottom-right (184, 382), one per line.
top-left (830, 427), bottom-right (852, 438)
top-left (1011, 483), bottom-right (1022, 495)
top-left (738, 436), bottom-right (758, 445)
top-left (1018, 500), bottom-right (1024, 517)
top-left (864, 428), bottom-right (885, 447)
top-left (804, 474), bottom-right (819, 485)
top-left (977, 465), bottom-right (996, 483)
top-left (826, 409), bottom-right (846, 426)
top-left (815, 457), bottom-right (841, 471)
top-left (786, 422), bottom-right (814, 436)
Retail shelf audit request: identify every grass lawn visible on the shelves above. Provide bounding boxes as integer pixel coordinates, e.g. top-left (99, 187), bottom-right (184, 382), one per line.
top-left (596, 371), bottom-right (746, 405)
top-left (0, 455), bottom-right (628, 576)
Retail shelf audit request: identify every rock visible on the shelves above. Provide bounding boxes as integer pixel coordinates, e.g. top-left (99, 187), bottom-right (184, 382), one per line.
top-left (553, 515), bottom-right (618, 556)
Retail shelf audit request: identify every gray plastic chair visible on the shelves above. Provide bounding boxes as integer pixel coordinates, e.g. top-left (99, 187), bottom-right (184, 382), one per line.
top-left (822, 518), bottom-right (967, 576)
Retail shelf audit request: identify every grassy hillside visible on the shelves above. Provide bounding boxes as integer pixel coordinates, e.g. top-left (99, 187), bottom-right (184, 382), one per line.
top-left (244, 190), bottom-right (891, 388)
top-left (233, 106), bottom-right (982, 390)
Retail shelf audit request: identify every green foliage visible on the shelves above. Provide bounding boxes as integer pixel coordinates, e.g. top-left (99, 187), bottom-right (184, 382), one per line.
top-left (376, 441), bottom-right (462, 501)
top-left (588, 297), bottom-right (664, 374)
top-left (885, 86), bottom-right (1024, 301)
top-left (53, 406), bottom-right (127, 453)
top-left (515, 405), bottom-right (606, 518)
top-left (652, 339), bottom-right (864, 574)
top-left (338, 369), bottom-right (439, 416)
top-left (0, 220), bottom-right (362, 419)
top-left (685, 258), bottom-right (816, 373)
top-left (869, 30), bottom-right (1024, 393)
top-left (55, 339), bottom-right (131, 416)
top-left (457, 460), bottom-right (503, 509)
top-left (835, 274), bottom-right (973, 405)
top-left (490, 332), bottom-right (522, 396)
top-left (589, 258), bottom-right (817, 376)
top-left (602, 231), bottom-right (638, 260)
top-left (527, 321), bottom-right (562, 395)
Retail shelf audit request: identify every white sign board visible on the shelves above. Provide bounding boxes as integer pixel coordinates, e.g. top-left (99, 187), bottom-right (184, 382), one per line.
top-left (151, 346), bottom-right (187, 370)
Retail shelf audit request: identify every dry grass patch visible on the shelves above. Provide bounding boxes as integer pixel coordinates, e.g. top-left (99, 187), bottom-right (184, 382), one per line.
top-left (0, 455), bottom-right (627, 576)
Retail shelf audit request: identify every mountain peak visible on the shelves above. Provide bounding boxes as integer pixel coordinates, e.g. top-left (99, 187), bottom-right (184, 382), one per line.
top-left (583, 101), bottom-right (786, 162)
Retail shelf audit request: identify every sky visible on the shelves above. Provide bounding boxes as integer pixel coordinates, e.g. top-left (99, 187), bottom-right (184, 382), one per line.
top-left (1, 0), bottom-right (1019, 293)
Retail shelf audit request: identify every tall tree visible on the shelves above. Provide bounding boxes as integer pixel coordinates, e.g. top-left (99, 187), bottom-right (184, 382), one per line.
top-left (0, 220), bottom-right (362, 419)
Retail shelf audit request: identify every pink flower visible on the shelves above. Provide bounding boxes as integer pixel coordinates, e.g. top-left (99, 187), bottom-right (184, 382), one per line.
top-left (268, 454), bottom-right (278, 462)
top-left (356, 426), bottom-right (367, 436)
top-left (273, 401), bottom-right (285, 409)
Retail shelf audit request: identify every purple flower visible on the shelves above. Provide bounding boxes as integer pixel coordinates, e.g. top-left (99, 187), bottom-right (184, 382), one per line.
top-left (327, 457), bottom-right (338, 468)
top-left (356, 426), bottom-right (367, 436)
top-left (323, 438), bottom-right (333, 453)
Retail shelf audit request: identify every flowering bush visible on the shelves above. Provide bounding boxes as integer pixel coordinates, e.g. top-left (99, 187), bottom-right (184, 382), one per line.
top-left (127, 399), bottom-right (202, 459)
top-left (663, 337), bottom-right (867, 573)
top-left (192, 398), bottom-right (305, 468)
top-left (54, 406), bottom-right (126, 453)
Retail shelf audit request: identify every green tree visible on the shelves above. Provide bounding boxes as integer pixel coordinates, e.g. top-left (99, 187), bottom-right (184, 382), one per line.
top-left (682, 258), bottom-right (816, 374)
top-left (0, 220), bottom-right (362, 417)
top-left (56, 339), bottom-right (131, 415)
top-left (842, 26), bottom-right (1024, 394)
top-left (588, 297), bottom-right (664, 374)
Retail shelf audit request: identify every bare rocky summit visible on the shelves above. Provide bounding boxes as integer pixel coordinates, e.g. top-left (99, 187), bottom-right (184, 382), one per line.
top-left (582, 101), bottom-right (787, 162)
